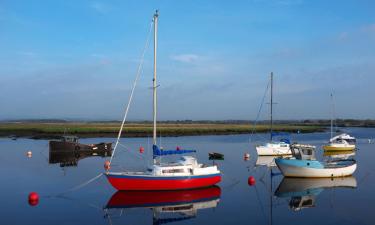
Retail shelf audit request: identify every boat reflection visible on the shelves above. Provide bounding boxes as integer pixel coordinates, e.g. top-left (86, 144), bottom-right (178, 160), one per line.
top-left (275, 177), bottom-right (357, 211)
top-left (323, 150), bottom-right (356, 160)
top-left (255, 156), bottom-right (278, 167)
top-left (49, 146), bottom-right (112, 167)
top-left (105, 186), bottom-right (221, 224)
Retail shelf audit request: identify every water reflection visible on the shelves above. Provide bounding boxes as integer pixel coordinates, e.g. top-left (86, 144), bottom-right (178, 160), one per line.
top-left (275, 177), bottom-right (357, 211)
top-left (49, 144), bottom-right (112, 167)
top-left (256, 156), bottom-right (278, 167)
top-left (323, 150), bottom-right (356, 160)
top-left (105, 186), bottom-right (221, 224)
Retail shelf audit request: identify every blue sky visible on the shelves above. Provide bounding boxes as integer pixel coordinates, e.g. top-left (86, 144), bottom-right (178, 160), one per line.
top-left (0, 0), bottom-right (374, 120)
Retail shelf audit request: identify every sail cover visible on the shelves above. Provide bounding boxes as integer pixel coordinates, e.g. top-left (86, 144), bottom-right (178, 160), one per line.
top-left (153, 145), bottom-right (196, 158)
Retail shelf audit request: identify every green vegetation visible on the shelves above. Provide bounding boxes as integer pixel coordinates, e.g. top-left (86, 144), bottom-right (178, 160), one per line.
top-left (0, 122), bottom-right (325, 139)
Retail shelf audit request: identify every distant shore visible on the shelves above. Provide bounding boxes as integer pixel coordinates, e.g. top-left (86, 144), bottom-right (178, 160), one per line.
top-left (0, 122), bottom-right (326, 139)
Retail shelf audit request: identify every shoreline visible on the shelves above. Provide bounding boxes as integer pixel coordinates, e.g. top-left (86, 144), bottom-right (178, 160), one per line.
top-left (0, 122), bottom-right (326, 140)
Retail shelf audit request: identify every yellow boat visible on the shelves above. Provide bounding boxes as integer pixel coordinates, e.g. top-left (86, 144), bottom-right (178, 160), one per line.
top-left (323, 133), bottom-right (356, 151)
top-left (323, 150), bottom-right (355, 156)
top-left (322, 145), bottom-right (355, 151)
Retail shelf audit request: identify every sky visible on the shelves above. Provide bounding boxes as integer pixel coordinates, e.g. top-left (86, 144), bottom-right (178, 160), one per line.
top-left (0, 0), bottom-right (374, 120)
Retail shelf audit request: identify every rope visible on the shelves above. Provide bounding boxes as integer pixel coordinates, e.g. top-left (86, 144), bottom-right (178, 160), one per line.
top-left (110, 21), bottom-right (153, 165)
top-left (47, 173), bottom-right (104, 197)
top-left (250, 78), bottom-right (271, 143)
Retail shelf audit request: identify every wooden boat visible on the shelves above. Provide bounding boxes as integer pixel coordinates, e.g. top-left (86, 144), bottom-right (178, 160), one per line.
top-left (255, 73), bottom-right (292, 156)
top-left (49, 135), bottom-right (112, 153)
top-left (275, 144), bottom-right (357, 178)
top-left (105, 11), bottom-right (221, 191)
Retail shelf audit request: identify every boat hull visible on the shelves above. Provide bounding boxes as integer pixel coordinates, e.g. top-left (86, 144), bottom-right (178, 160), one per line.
top-left (106, 173), bottom-right (221, 191)
top-left (275, 158), bottom-right (357, 178)
top-left (323, 145), bottom-right (355, 151)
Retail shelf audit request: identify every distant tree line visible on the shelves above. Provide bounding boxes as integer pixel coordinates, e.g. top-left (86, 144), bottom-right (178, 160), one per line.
top-left (1, 118), bottom-right (374, 127)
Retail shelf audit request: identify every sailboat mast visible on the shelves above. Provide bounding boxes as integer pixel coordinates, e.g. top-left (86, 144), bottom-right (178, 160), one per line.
top-left (152, 10), bottom-right (158, 146)
top-left (330, 93), bottom-right (333, 139)
top-left (270, 72), bottom-right (273, 142)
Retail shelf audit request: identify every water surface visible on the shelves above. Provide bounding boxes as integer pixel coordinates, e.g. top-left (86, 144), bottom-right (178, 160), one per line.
top-left (1, 127), bottom-right (374, 225)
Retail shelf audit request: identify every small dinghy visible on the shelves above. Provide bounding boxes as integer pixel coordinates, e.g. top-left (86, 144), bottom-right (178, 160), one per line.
top-left (275, 144), bottom-right (357, 178)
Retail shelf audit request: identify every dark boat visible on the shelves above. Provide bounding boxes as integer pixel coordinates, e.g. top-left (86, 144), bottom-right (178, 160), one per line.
top-left (49, 147), bottom-right (112, 167)
top-left (49, 135), bottom-right (112, 153)
top-left (209, 152), bottom-right (224, 160)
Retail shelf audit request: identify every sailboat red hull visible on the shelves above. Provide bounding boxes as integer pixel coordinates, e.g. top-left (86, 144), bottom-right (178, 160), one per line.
top-left (106, 173), bottom-right (221, 191)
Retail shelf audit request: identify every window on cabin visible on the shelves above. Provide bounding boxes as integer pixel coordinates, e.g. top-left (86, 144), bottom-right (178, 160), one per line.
top-left (162, 169), bottom-right (185, 174)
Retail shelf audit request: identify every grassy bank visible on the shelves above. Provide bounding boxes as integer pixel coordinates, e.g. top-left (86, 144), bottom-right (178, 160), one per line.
top-left (0, 122), bottom-right (325, 139)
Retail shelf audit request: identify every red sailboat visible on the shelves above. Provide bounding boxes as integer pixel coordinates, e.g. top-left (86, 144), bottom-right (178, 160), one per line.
top-left (105, 10), bottom-right (221, 191)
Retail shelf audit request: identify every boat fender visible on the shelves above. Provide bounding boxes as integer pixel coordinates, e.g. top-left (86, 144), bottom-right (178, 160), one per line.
top-left (75, 145), bottom-right (80, 151)
top-left (104, 161), bottom-right (111, 171)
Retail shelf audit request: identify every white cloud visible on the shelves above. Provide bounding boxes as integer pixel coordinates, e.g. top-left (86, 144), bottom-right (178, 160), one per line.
top-left (170, 54), bottom-right (200, 63)
top-left (90, 2), bottom-right (111, 14)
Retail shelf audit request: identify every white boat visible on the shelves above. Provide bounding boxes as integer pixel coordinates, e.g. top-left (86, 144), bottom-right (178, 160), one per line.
top-left (323, 133), bottom-right (356, 151)
top-left (256, 73), bottom-right (292, 156)
top-left (275, 144), bottom-right (357, 178)
top-left (256, 142), bottom-right (291, 156)
top-left (323, 94), bottom-right (356, 151)
top-left (106, 10), bottom-right (221, 191)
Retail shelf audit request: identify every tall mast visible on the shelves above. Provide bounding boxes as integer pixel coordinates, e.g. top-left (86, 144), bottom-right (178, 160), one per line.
top-left (270, 72), bottom-right (273, 142)
top-left (330, 93), bottom-right (333, 140)
top-left (152, 10), bottom-right (158, 146)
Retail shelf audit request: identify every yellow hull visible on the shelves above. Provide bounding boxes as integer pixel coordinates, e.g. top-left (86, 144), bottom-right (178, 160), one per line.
top-left (323, 145), bottom-right (355, 151)
top-left (323, 150), bottom-right (355, 156)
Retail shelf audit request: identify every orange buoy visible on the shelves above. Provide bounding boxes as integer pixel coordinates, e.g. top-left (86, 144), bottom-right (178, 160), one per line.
top-left (104, 161), bottom-right (111, 171)
top-left (27, 151), bottom-right (32, 158)
top-left (176, 146), bottom-right (181, 150)
top-left (248, 176), bottom-right (256, 186)
top-left (28, 192), bottom-right (39, 206)
top-left (139, 146), bottom-right (145, 153)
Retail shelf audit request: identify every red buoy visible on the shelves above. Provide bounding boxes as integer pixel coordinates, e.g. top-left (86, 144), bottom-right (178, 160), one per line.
top-left (139, 146), bottom-right (145, 153)
top-left (248, 176), bottom-right (256, 186)
top-left (176, 146), bottom-right (181, 150)
top-left (104, 161), bottom-right (111, 171)
top-left (28, 192), bottom-right (39, 206)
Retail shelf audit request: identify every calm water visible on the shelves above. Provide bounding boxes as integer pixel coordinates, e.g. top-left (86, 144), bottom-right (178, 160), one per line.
top-left (1, 127), bottom-right (375, 225)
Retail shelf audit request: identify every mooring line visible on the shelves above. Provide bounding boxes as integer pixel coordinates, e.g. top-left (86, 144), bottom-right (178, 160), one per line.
top-left (44, 173), bottom-right (104, 198)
